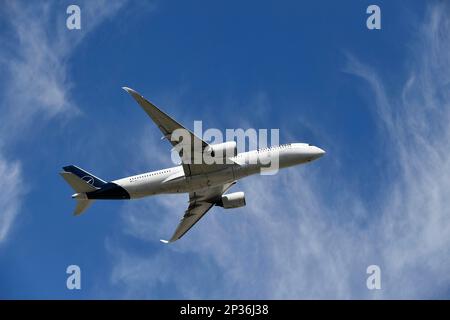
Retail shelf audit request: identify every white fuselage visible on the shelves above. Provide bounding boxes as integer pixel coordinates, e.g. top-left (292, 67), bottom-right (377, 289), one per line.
top-left (112, 143), bottom-right (325, 199)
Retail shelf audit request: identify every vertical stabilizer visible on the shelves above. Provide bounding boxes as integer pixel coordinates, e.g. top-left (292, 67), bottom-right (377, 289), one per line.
top-left (60, 165), bottom-right (106, 215)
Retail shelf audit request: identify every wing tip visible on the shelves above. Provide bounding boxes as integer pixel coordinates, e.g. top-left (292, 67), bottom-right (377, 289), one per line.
top-left (122, 86), bottom-right (144, 100)
top-left (122, 86), bottom-right (134, 93)
top-left (160, 239), bottom-right (171, 244)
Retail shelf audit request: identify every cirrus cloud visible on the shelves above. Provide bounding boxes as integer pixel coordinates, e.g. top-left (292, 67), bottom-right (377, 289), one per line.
top-left (106, 2), bottom-right (450, 299)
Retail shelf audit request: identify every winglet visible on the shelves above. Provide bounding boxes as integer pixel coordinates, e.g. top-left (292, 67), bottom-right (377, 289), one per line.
top-left (122, 86), bottom-right (143, 98)
top-left (160, 239), bottom-right (171, 244)
top-left (122, 86), bottom-right (134, 93)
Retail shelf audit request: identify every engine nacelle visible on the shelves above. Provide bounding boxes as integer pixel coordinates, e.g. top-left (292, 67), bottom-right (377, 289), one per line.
top-left (217, 192), bottom-right (246, 209)
top-left (205, 141), bottom-right (237, 158)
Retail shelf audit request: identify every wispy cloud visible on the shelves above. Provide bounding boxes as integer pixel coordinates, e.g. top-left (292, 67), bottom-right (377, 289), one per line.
top-left (0, 0), bottom-right (128, 244)
top-left (107, 3), bottom-right (450, 299)
top-left (0, 0), bottom-right (129, 131)
top-left (0, 154), bottom-right (23, 244)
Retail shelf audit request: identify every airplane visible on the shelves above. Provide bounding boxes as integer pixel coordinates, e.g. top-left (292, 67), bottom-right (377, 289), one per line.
top-left (60, 87), bottom-right (325, 243)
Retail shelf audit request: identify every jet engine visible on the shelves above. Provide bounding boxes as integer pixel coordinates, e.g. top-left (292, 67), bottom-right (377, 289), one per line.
top-left (205, 141), bottom-right (237, 158)
top-left (217, 192), bottom-right (246, 209)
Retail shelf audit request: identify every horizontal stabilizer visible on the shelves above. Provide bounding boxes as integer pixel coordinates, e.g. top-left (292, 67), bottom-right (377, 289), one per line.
top-left (74, 200), bottom-right (93, 216)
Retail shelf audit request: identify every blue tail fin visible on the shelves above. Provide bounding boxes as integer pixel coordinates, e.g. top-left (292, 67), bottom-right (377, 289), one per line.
top-left (62, 165), bottom-right (107, 188)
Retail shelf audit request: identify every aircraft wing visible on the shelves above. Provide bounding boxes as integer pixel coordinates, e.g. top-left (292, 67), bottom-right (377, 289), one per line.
top-left (122, 87), bottom-right (227, 176)
top-left (161, 182), bottom-right (236, 243)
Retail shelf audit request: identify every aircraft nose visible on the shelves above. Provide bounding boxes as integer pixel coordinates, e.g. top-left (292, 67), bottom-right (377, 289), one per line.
top-left (311, 146), bottom-right (326, 159)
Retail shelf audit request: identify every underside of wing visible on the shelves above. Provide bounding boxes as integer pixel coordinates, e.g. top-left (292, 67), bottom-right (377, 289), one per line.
top-left (161, 182), bottom-right (236, 243)
top-left (122, 87), bottom-right (229, 176)
top-left (162, 201), bottom-right (215, 243)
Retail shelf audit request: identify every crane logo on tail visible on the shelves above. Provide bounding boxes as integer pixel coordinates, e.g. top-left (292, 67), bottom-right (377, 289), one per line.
top-left (81, 175), bottom-right (94, 185)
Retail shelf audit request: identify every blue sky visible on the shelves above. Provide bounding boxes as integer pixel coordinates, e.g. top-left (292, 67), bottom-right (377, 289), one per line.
top-left (1, 0), bottom-right (449, 299)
